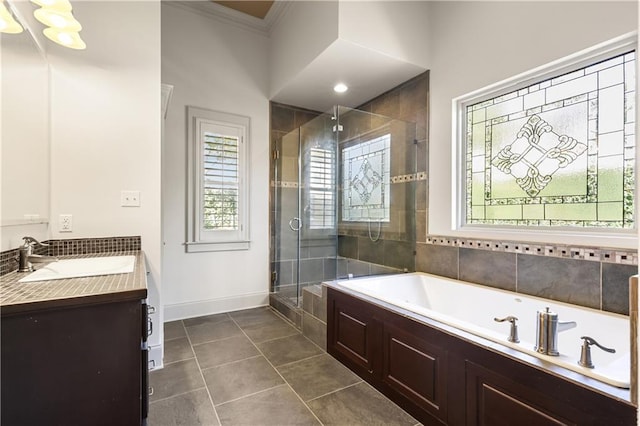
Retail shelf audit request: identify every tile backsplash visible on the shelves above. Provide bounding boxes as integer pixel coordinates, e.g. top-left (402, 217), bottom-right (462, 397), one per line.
top-left (0, 236), bottom-right (141, 276)
top-left (47, 236), bottom-right (141, 256)
top-left (417, 236), bottom-right (638, 316)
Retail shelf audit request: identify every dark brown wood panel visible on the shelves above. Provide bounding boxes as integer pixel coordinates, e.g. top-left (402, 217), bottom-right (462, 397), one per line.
top-left (465, 361), bottom-right (577, 426)
top-left (328, 289), bottom-right (378, 376)
top-left (478, 384), bottom-right (566, 426)
top-left (1, 300), bottom-right (143, 426)
top-left (337, 311), bottom-right (368, 360)
top-left (382, 322), bottom-right (447, 423)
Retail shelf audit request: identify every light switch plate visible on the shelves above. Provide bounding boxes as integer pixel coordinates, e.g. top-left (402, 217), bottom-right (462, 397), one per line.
top-left (121, 190), bottom-right (141, 207)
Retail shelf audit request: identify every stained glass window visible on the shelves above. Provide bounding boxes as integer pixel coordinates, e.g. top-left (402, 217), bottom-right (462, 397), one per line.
top-left (342, 134), bottom-right (391, 222)
top-left (465, 50), bottom-right (635, 229)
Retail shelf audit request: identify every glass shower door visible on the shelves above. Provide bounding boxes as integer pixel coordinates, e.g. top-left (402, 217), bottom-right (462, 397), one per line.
top-left (297, 113), bottom-right (338, 304)
top-left (272, 128), bottom-right (301, 306)
top-left (271, 111), bottom-right (338, 307)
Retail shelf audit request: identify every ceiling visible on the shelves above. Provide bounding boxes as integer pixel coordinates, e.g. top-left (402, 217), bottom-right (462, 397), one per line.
top-left (271, 39), bottom-right (426, 113)
top-left (187, 1), bottom-right (427, 113)
top-left (213, 1), bottom-right (274, 19)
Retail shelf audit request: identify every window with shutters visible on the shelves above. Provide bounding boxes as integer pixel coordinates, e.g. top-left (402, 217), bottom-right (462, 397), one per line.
top-left (186, 107), bottom-right (250, 252)
top-left (307, 147), bottom-right (335, 230)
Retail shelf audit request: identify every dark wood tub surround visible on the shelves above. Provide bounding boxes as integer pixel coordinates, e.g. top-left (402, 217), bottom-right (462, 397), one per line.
top-left (327, 286), bottom-right (636, 426)
top-left (0, 252), bottom-right (148, 426)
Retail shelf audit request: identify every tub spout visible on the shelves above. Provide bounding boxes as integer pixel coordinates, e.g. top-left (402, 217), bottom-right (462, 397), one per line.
top-left (558, 321), bottom-right (577, 333)
top-left (535, 307), bottom-right (576, 356)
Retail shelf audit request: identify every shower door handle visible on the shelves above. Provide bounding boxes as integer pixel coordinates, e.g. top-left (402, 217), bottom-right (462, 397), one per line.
top-left (288, 217), bottom-right (302, 232)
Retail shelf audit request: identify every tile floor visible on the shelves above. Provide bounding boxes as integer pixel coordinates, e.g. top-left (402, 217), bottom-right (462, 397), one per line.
top-left (149, 306), bottom-right (419, 426)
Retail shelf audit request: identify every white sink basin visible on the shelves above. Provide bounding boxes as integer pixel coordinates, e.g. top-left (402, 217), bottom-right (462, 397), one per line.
top-left (18, 256), bottom-right (136, 283)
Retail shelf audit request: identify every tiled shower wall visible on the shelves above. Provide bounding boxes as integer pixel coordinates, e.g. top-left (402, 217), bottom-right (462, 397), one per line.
top-left (336, 72), bottom-right (429, 274)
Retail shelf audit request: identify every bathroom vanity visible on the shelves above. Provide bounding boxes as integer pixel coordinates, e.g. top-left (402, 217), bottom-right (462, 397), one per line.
top-left (327, 286), bottom-right (636, 425)
top-left (0, 252), bottom-right (148, 426)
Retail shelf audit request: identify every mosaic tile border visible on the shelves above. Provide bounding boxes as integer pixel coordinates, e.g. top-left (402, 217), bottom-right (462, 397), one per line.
top-left (426, 235), bottom-right (638, 265)
top-left (47, 236), bottom-right (141, 257)
top-left (0, 236), bottom-right (141, 276)
top-left (271, 172), bottom-right (427, 189)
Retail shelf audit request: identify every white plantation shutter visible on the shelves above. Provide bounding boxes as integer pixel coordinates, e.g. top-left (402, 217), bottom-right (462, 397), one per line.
top-left (203, 133), bottom-right (239, 230)
top-left (187, 107), bottom-right (250, 252)
top-left (308, 148), bottom-right (335, 229)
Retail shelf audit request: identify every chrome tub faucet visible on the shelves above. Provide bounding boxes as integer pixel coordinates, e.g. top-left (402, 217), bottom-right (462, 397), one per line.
top-left (535, 307), bottom-right (576, 356)
top-left (18, 236), bottom-right (58, 272)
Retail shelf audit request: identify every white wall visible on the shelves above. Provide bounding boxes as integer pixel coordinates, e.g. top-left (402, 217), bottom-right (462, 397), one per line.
top-left (338, 0), bottom-right (430, 68)
top-left (269, 0), bottom-right (339, 99)
top-left (1, 0), bottom-right (50, 250)
top-left (428, 1), bottom-right (638, 249)
top-left (161, 3), bottom-right (270, 320)
top-left (47, 1), bottom-right (162, 281)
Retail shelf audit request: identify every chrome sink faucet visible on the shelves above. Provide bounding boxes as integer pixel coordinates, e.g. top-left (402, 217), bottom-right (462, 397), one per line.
top-left (535, 307), bottom-right (577, 356)
top-left (18, 236), bottom-right (58, 272)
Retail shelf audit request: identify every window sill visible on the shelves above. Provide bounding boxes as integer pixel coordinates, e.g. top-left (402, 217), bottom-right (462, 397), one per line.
top-left (185, 241), bottom-right (250, 253)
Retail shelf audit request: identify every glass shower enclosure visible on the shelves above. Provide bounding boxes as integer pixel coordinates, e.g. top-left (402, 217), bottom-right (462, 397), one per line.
top-left (271, 106), bottom-right (417, 308)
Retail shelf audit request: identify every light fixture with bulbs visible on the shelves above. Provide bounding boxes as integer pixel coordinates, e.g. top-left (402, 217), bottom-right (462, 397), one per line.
top-left (333, 83), bottom-right (349, 93)
top-left (30, 0), bottom-right (86, 49)
top-left (0, 1), bottom-right (24, 34)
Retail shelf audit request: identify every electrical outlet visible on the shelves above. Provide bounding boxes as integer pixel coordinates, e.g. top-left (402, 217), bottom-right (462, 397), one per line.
top-left (121, 190), bottom-right (141, 207)
top-left (59, 214), bottom-right (72, 232)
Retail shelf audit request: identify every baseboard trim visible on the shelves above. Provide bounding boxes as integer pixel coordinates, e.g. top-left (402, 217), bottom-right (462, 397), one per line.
top-left (164, 291), bottom-right (269, 322)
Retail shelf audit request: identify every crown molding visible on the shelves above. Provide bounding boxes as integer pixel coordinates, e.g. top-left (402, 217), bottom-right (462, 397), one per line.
top-left (166, 1), bottom-right (292, 37)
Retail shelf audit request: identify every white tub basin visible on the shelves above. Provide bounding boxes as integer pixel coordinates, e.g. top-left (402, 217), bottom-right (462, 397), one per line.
top-left (18, 256), bottom-right (136, 283)
top-left (334, 272), bottom-right (630, 388)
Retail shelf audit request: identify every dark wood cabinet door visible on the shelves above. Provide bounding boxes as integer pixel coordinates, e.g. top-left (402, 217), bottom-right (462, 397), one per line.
top-left (327, 289), bottom-right (379, 378)
top-left (382, 322), bottom-right (448, 423)
top-left (465, 361), bottom-right (577, 426)
top-left (1, 300), bottom-right (142, 426)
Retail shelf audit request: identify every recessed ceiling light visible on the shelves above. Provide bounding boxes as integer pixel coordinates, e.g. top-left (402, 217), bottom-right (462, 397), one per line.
top-left (333, 83), bottom-right (348, 93)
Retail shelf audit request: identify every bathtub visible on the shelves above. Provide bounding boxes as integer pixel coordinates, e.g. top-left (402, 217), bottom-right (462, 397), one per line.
top-left (334, 272), bottom-right (630, 389)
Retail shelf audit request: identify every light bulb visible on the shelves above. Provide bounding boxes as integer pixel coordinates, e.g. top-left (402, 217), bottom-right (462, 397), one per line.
top-left (57, 31), bottom-right (72, 45)
top-left (334, 83), bottom-right (348, 93)
top-left (34, 8), bottom-right (81, 31)
top-left (43, 27), bottom-right (85, 49)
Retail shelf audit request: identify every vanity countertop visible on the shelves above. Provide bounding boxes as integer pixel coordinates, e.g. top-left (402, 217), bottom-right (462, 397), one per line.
top-left (0, 251), bottom-right (147, 316)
